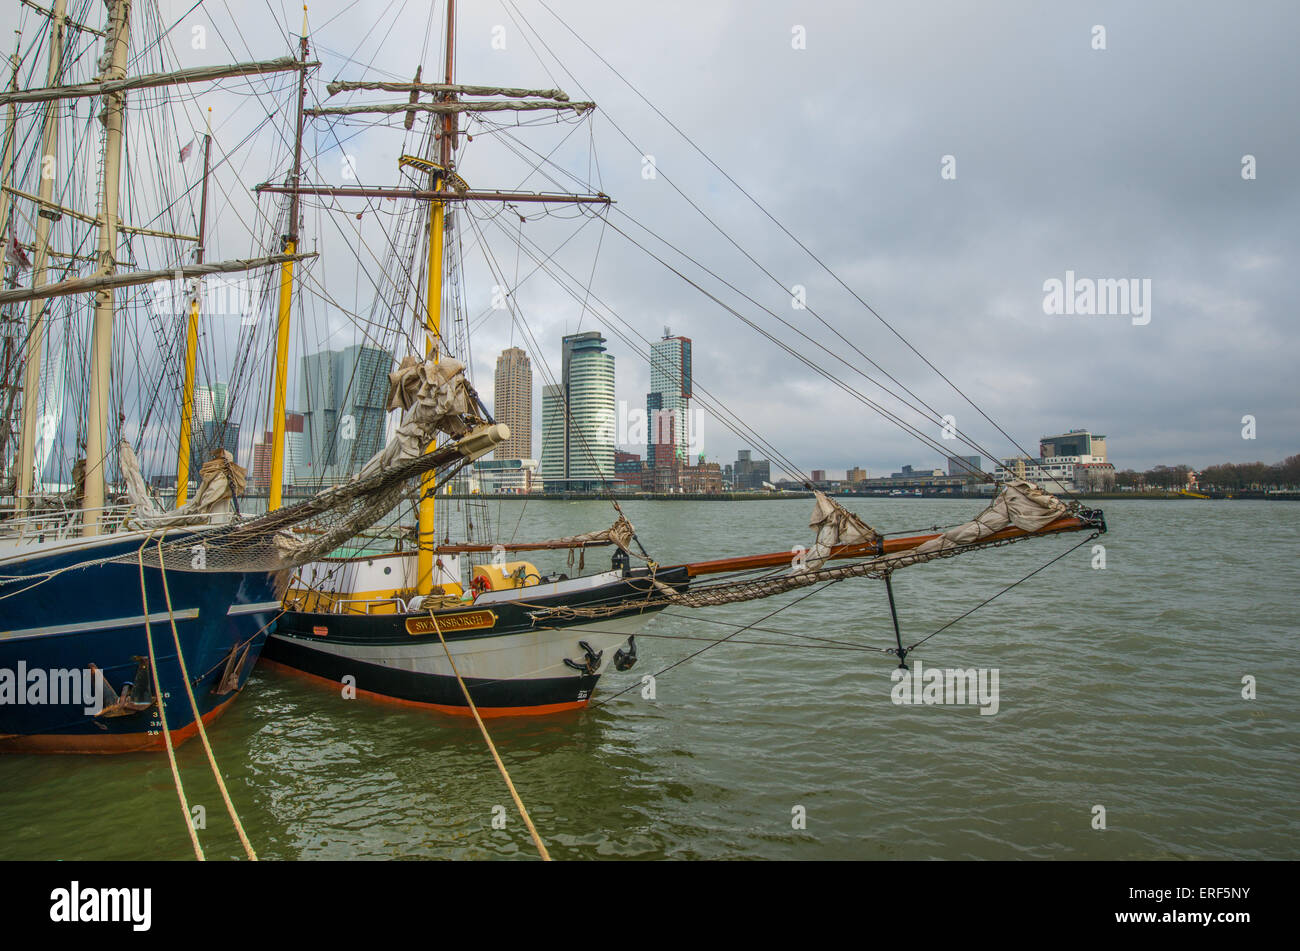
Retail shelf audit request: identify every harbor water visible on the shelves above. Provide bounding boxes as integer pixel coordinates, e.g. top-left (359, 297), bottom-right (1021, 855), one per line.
top-left (1, 498), bottom-right (1295, 860)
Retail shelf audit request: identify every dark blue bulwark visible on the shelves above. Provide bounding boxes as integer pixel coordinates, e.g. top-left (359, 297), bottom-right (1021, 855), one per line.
top-left (0, 532), bottom-right (278, 753)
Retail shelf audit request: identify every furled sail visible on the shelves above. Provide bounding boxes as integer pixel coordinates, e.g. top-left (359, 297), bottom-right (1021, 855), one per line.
top-left (805, 490), bottom-right (881, 571)
top-left (122, 356), bottom-right (504, 572)
top-left (530, 480), bottom-right (1095, 618)
top-left (356, 355), bottom-right (476, 481)
top-left (120, 440), bottom-right (246, 527)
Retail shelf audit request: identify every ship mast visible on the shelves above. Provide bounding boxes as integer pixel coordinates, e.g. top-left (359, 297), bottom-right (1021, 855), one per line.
top-left (0, 43), bottom-right (17, 476)
top-left (15, 0), bottom-right (66, 512)
top-left (268, 10), bottom-right (310, 512)
top-left (81, 0), bottom-right (131, 534)
top-left (174, 109), bottom-right (212, 505)
top-left (0, 43), bottom-right (17, 270)
top-left (416, 0), bottom-right (456, 594)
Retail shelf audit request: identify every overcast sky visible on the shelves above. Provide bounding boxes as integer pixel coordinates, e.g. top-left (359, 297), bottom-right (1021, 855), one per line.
top-left (5, 0), bottom-right (1296, 479)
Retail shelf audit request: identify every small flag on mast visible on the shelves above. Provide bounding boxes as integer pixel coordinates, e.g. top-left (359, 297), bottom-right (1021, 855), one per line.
top-left (6, 230), bottom-right (31, 269)
top-left (178, 138), bottom-right (195, 162)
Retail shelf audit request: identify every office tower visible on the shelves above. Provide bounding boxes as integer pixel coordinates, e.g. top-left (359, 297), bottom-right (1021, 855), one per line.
top-left (493, 346), bottom-right (532, 459)
top-left (300, 344), bottom-right (390, 483)
top-left (539, 332), bottom-right (615, 490)
top-left (733, 449), bottom-right (771, 490)
top-left (647, 332), bottom-right (691, 466)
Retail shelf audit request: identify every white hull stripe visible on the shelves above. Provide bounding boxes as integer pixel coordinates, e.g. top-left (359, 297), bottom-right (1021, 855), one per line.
top-left (226, 600), bottom-right (283, 616)
top-left (0, 608), bottom-right (200, 642)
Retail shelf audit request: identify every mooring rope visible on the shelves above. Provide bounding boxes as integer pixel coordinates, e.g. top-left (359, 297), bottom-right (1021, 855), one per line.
top-left (427, 609), bottom-right (552, 861)
top-left (136, 538), bottom-right (205, 861)
top-left (155, 534), bottom-right (259, 861)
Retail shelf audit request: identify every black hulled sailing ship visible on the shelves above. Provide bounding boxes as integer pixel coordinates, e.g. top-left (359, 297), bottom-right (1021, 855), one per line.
top-left (258, 1), bottom-right (1106, 717)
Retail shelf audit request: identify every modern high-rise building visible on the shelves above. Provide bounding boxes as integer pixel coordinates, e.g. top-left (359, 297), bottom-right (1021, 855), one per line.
top-left (733, 449), bottom-right (771, 491)
top-left (299, 344), bottom-right (390, 483)
top-left (493, 346), bottom-right (532, 459)
top-left (250, 413), bottom-right (307, 489)
top-left (193, 381), bottom-right (228, 425)
top-left (539, 331), bottom-right (616, 491)
top-left (285, 411), bottom-right (305, 484)
top-left (189, 419), bottom-right (240, 484)
top-left (647, 332), bottom-right (691, 467)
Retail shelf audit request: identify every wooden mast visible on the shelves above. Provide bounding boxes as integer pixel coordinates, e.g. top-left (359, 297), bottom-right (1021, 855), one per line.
top-left (0, 41), bottom-right (19, 474)
top-left (175, 109), bottom-right (212, 506)
top-left (416, 0), bottom-right (456, 595)
top-left (268, 9), bottom-right (310, 512)
top-left (81, 0), bottom-right (131, 535)
top-left (15, 0), bottom-right (65, 513)
top-left (0, 43), bottom-right (18, 270)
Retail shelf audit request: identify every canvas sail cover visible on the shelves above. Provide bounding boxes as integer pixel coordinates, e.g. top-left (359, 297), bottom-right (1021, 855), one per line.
top-left (534, 480), bottom-right (1077, 618)
top-left (804, 490), bottom-right (881, 571)
top-left (355, 355), bottom-right (475, 481)
top-left (121, 354), bottom-right (498, 572)
top-left (119, 440), bottom-right (245, 526)
top-left (881, 478), bottom-right (1067, 571)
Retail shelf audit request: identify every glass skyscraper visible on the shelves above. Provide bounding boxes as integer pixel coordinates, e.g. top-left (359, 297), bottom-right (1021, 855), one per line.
top-left (647, 334), bottom-right (692, 467)
top-left (299, 344), bottom-right (390, 484)
top-left (539, 331), bottom-right (615, 491)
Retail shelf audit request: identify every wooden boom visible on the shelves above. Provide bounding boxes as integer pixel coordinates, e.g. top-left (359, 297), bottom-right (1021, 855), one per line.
top-left (679, 514), bottom-right (1097, 578)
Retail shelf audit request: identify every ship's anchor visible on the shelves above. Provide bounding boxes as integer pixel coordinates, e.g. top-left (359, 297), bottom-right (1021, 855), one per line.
top-left (90, 657), bottom-right (155, 719)
top-left (212, 643), bottom-right (252, 696)
top-left (613, 635), bottom-right (637, 671)
top-left (564, 640), bottom-right (603, 675)
top-left (884, 574), bottom-right (909, 669)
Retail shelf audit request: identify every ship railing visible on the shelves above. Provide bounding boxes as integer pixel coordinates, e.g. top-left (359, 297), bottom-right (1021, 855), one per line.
top-left (0, 501), bottom-right (143, 543)
top-left (330, 597), bottom-right (409, 615)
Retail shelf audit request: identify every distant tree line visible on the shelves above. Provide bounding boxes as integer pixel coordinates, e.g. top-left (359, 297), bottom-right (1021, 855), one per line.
top-left (1113, 454), bottom-right (1300, 491)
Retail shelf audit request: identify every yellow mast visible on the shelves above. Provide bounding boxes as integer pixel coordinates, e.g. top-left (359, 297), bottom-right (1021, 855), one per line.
top-left (82, 0), bottom-right (130, 536)
top-left (15, 0), bottom-right (65, 513)
top-left (416, 180), bottom-right (445, 592)
top-left (174, 109), bottom-right (211, 506)
top-left (416, 0), bottom-right (455, 595)
top-left (268, 10), bottom-right (309, 512)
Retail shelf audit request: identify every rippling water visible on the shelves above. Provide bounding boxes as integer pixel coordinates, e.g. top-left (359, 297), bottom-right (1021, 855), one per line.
top-left (2, 498), bottom-right (1296, 860)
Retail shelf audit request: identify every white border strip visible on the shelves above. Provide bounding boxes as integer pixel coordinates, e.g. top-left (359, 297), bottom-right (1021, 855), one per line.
top-left (0, 608), bottom-right (200, 642)
top-left (226, 601), bottom-right (282, 617)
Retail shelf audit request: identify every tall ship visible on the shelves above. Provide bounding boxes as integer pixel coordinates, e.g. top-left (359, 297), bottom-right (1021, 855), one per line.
top-left (1, 0), bottom-right (1107, 743)
top-left (0, 0), bottom-right (504, 751)
top-left (256, 1), bottom-right (1107, 715)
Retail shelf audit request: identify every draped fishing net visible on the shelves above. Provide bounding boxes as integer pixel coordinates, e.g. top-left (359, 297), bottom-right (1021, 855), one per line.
top-left (118, 356), bottom-right (502, 574)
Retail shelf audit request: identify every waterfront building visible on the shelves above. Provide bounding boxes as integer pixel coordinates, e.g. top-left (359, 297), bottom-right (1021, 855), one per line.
top-left (733, 449), bottom-right (771, 490)
top-left (539, 332), bottom-right (616, 491)
top-left (188, 419), bottom-right (240, 483)
top-left (493, 346), bottom-right (532, 460)
top-left (647, 332), bottom-right (692, 467)
top-left (473, 457), bottom-right (537, 494)
top-left (193, 381), bottom-right (227, 424)
top-left (299, 344), bottom-right (390, 484)
top-left (992, 430), bottom-right (1113, 492)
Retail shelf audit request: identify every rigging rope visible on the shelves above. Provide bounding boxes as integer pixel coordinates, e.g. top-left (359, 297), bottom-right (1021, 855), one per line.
top-left (154, 533), bottom-right (259, 861)
top-left (427, 608), bottom-right (552, 861)
top-left (591, 582), bottom-right (836, 708)
top-left (136, 537), bottom-right (204, 861)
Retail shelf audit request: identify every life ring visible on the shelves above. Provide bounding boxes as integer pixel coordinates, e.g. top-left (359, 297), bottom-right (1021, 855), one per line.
top-left (470, 574), bottom-right (491, 597)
